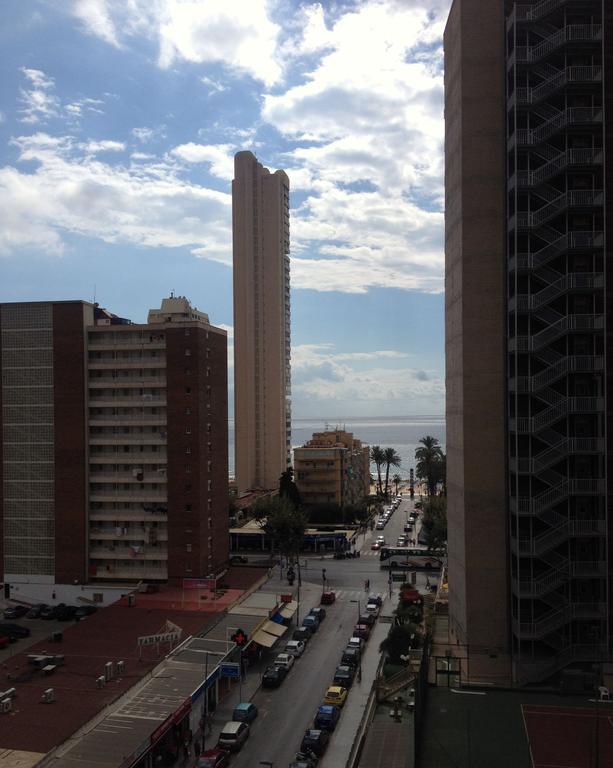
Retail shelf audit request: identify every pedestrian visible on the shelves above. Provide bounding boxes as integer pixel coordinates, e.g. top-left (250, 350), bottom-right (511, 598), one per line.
top-left (182, 736), bottom-right (190, 763)
top-left (194, 739), bottom-right (201, 759)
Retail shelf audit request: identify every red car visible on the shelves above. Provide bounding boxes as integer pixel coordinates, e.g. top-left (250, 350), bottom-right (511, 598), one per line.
top-left (197, 749), bottom-right (230, 768)
top-left (321, 590), bottom-right (336, 605)
top-left (371, 542), bottom-right (381, 550)
top-left (354, 623), bottom-right (371, 640)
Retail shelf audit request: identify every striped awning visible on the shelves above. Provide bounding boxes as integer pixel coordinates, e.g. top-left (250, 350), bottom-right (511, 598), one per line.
top-left (251, 629), bottom-right (277, 648)
top-left (279, 601), bottom-right (298, 619)
top-left (262, 620), bottom-right (287, 637)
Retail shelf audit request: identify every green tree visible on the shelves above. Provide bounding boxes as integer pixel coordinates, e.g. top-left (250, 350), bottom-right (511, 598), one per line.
top-left (279, 466), bottom-right (301, 508)
top-left (383, 448), bottom-right (401, 498)
top-left (379, 623), bottom-right (420, 664)
top-left (415, 435), bottom-right (444, 496)
top-left (421, 496), bottom-right (447, 557)
top-left (370, 445), bottom-right (385, 496)
top-left (305, 502), bottom-right (344, 525)
top-left (392, 474), bottom-right (402, 497)
top-left (253, 496), bottom-right (308, 561)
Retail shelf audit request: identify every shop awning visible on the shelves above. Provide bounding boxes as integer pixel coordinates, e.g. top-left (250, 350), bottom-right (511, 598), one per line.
top-left (251, 629), bottom-right (278, 648)
top-left (262, 620), bottom-right (287, 637)
top-left (279, 601), bottom-right (298, 619)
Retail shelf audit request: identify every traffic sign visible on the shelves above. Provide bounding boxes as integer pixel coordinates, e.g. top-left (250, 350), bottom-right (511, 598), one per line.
top-left (220, 663), bottom-right (240, 679)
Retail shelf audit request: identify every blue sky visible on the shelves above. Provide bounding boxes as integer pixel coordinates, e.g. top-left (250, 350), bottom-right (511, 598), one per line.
top-left (0, 0), bottom-right (449, 418)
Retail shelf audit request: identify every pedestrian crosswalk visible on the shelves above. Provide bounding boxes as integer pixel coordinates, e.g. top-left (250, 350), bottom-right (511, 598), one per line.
top-left (328, 588), bottom-right (371, 601)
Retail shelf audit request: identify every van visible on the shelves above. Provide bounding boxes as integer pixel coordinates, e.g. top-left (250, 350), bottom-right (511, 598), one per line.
top-left (217, 721), bottom-right (250, 752)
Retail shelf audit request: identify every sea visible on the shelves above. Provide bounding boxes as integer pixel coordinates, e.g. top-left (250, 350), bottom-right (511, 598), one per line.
top-left (228, 415), bottom-right (446, 480)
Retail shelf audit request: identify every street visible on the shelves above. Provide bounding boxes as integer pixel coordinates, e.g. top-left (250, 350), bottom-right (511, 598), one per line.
top-left (215, 494), bottom-right (435, 768)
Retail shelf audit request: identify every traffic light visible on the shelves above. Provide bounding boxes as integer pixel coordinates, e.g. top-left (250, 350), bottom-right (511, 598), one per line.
top-left (231, 628), bottom-right (248, 647)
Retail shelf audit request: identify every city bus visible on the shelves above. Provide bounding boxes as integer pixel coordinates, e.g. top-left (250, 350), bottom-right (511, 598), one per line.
top-left (379, 547), bottom-right (442, 570)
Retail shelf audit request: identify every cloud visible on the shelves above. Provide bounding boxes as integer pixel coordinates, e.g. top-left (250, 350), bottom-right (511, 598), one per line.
top-left (0, 132), bottom-right (231, 260)
top-left (19, 67), bottom-right (60, 124)
top-left (170, 142), bottom-right (234, 180)
top-left (70, 0), bottom-right (283, 85)
top-left (291, 343), bottom-right (444, 408)
top-left (132, 125), bottom-right (166, 144)
top-left (84, 139), bottom-right (125, 153)
top-left (200, 75), bottom-right (227, 94)
top-left (261, 0), bottom-right (447, 294)
top-left (72, 0), bottom-right (121, 47)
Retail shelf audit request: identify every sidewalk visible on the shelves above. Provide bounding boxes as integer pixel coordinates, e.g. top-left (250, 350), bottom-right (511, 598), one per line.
top-left (320, 589), bottom-right (400, 768)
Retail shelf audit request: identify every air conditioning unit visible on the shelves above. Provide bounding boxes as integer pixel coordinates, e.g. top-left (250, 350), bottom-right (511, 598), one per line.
top-left (116, 660), bottom-right (125, 674)
top-left (42, 688), bottom-right (55, 703)
top-left (1, 699), bottom-right (12, 714)
top-left (96, 676), bottom-right (106, 689)
top-left (104, 661), bottom-right (114, 681)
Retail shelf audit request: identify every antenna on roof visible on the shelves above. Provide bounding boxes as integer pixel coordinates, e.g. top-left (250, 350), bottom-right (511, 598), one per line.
top-left (170, 289), bottom-right (175, 298)
top-left (92, 284), bottom-right (96, 305)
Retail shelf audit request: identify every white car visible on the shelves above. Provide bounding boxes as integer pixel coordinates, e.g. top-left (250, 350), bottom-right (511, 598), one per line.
top-left (284, 640), bottom-right (305, 658)
top-left (376, 535), bottom-right (385, 544)
top-left (347, 636), bottom-right (364, 650)
top-left (274, 652), bottom-right (295, 671)
top-left (365, 602), bottom-right (380, 617)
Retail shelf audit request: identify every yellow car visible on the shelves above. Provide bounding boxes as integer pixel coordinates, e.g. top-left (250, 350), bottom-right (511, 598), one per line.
top-left (323, 685), bottom-right (348, 707)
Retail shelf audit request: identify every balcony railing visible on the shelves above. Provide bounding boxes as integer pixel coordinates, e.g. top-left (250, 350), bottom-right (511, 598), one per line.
top-left (515, 66), bottom-right (602, 105)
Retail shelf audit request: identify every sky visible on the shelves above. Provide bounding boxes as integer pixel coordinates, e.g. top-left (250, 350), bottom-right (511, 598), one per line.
top-left (0, 0), bottom-right (450, 419)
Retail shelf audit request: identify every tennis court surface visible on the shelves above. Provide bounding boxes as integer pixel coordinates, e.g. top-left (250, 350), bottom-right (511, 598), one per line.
top-left (523, 703), bottom-right (613, 768)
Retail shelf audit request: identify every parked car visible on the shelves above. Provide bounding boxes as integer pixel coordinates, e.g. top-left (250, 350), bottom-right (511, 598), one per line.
top-left (40, 605), bottom-right (59, 620)
top-left (314, 704), bottom-right (341, 732)
top-left (3, 605), bottom-right (28, 620)
top-left (404, 522), bottom-right (414, 533)
top-left (289, 753), bottom-right (319, 768)
top-left (320, 591), bottom-right (336, 605)
top-left (293, 627), bottom-right (312, 643)
top-left (217, 721), bottom-right (249, 752)
top-left (309, 607), bottom-right (326, 622)
top-left (232, 702), bottom-right (258, 723)
top-left (262, 664), bottom-right (288, 688)
top-left (375, 521), bottom-right (385, 530)
top-left (0, 622), bottom-right (30, 638)
top-left (367, 594), bottom-right (383, 607)
top-left (359, 613), bottom-right (376, 627)
top-left (347, 637), bottom-right (363, 651)
top-left (353, 623), bottom-right (371, 641)
top-left (56, 605), bottom-right (78, 621)
top-left (333, 664), bottom-right (356, 688)
top-left (229, 555), bottom-right (248, 565)
top-left (75, 605), bottom-right (98, 619)
top-left (365, 602), bottom-right (380, 617)
top-left (302, 615), bottom-right (319, 633)
top-left (26, 603), bottom-right (47, 619)
top-left (323, 685), bottom-right (348, 707)
top-left (285, 639), bottom-right (306, 658)
top-left (341, 647), bottom-right (361, 668)
top-left (274, 652), bottom-right (295, 671)
top-left (197, 748), bottom-right (230, 768)
top-left (300, 729), bottom-right (330, 757)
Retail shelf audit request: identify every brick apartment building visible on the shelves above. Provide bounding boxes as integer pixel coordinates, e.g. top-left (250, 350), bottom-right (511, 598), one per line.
top-left (0, 296), bottom-right (228, 601)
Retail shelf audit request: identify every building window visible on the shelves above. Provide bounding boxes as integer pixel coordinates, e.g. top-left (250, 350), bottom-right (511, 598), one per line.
top-left (207, 442), bottom-right (212, 452)
top-left (184, 368), bottom-right (191, 375)
top-left (185, 464), bottom-right (191, 473)
top-left (185, 387), bottom-right (192, 395)
top-left (206, 348), bottom-right (210, 358)
top-left (185, 349), bottom-right (192, 357)
top-left (186, 543), bottom-right (192, 552)
top-left (207, 480), bottom-right (212, 491)
top-left (184, 328), bottom-right (191, 336)
top-left (185, 446), bottom-right (191, 454)
top-left (185, 483), bottom-right (192, 492)
top-left (185, 407), bottom-right (191, 415)
top-left (185, 426), bottom-right (191, 434)
top-left (206, 366), bottom-right (211, 377)
top-left (185, 504), bottom-right (192, 512)
top-left (207, 423), bottom-right (212, 433)
top-left (208, 517), bottom-right (212, 529)
top-left (208, 498), bottom-right (212, 510)
top-left (207, 460), bottom-right (212, 472)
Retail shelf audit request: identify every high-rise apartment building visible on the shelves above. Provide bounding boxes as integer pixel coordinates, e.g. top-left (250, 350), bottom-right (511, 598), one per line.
top-left (294, 429), bottom-right (370, 507)
top-left (232, 151), bottom-right (291, 493)
top-left (445, 0), bottom-right (612, 683)
top-left (0, 297), bottom-right (228, 600)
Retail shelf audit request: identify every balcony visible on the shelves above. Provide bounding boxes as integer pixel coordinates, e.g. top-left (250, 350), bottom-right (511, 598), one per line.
top-left (89, 435), bottom-right (167, 446)
top-left (89, 527), bottom-right (168, 542)
top-left (89, 452), bottom-right (167, 464)
top-left (88, 414), bottom-right (167, 426)
top-left (89, 510), bottom-right (168, 523)
top-left (88, 397), bottom-right (167, 407)
top-left (89, 471), bottom-right (167, 483)
top-left (89, 490), bottom-right (167, 502)
top-left (90, 565), bottom-right (168, 580)
top-left (515, 66), bottom-right (602, 105)
top-left (527, 24), bottom-right (602, 64)
top-left (89, 546), bottom-right (168, 560)
top-left (88, 360), bottom-right (166, 370)
top-left (89, 377), bottom-right (167, 389)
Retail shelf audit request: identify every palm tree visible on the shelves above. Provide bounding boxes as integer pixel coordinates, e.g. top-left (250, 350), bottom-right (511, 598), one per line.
top-left (415, 436), bottom-right (443, 496)
top-left (392, 474), bottom-right (402, 496)
top-left (370, 445), bottom-right (385, 496)
top-left (383, 448), bottom-right (401, 498)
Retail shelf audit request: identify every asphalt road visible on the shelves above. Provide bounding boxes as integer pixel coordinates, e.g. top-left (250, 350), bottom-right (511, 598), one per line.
top-left (226, 493), bottom-right (435, 768)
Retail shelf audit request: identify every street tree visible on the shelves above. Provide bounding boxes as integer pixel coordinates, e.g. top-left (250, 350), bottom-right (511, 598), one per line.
top-left (370, 445), bottom-right (385, 496)
top-left (415, 435), bottom-right (444, 496)
top-left (392, 474), bottom-right (402, 496)
top-left (253, 496), bottom-right (308, 563)
top-left (383, 448), bottom-right (401, 498)
top-left (279, 466), bottom-right (301, 508)
top-left (420, 496), bottom-right (447, 557)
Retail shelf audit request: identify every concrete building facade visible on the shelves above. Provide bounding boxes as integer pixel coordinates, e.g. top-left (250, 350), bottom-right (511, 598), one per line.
top-left (232, 151), bottom-right (291, 494)
top-left (0, 297), bottom-right (228, 602)
top-left (445, 0), bottom-right (612, 683)
top-left (294, 429), bottom-right (370, 507)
